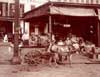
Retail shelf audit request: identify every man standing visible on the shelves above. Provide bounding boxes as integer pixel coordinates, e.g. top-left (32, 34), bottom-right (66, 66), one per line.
top-left (22, 32), bottom-right (29, 46)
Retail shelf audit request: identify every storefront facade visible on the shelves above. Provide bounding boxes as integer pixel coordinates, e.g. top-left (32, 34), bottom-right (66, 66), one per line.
top-left (24, 2), bottom-right (100, 46)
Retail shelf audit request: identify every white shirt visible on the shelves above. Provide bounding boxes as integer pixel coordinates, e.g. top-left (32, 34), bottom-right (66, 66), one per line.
top-left (22, 33), bottom-right (29, 41)
top-left (3, 34), bottom-right (8, 42)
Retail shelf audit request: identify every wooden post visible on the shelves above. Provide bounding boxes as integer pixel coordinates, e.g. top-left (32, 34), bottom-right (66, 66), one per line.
top-left (49, 15), bottom-right (52, 41)
top-left (23, 21), bottom-right (25, 33)
top-left (97, 21), bottom-right (100, 47)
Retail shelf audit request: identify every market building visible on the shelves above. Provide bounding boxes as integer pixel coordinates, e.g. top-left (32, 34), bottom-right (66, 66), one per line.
top-left (0, 0), bottom-right (35, 42)
top-left (24, 1), bottom-right (100, 47)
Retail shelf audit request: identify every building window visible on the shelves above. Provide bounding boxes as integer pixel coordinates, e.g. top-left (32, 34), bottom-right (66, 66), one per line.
top-left (76, 0), bottom-right (79, 3)
top-left (10, 3), bottom-right (24, 18)
top-left (91, 0), bottom-right (94, 4)
top-left (81, 0), bottom-right (84, 3)
top-left (10, 4), bottom-right (15, 17)
top-left (20, 4), bottom-right (24, 17)
top-left (96, 0), bottom-right (99, 4)
top-left (86, 0), bottom-right (89, 3)
top-left (2, 3), bottom-right (8, 16)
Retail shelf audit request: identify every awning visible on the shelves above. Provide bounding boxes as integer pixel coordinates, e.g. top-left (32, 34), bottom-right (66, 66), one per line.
top-left (24, 5), bottom-right (49, 19)
top-left (24, 2), bottom-right (99, 20)
top-left (50, 6), bottom-right (96, 16)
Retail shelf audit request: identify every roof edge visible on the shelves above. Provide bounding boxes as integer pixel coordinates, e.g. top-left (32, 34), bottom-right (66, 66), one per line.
top-left (24, 1), bottom-right (100, 17)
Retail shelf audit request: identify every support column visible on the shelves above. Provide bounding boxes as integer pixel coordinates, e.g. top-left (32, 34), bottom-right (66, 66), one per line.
top-left (23, 21), bottom-right (25, 33)
top-left (12, 22), bottom-right (14, 34)
top-left (49, 15), bottom-right (52, 41)
top-left (35, 25), bottom-right (39, 35)
top-left (44, 23), bottom-right (49, 34)
top-left (97, 21), bottom-right (100, 47)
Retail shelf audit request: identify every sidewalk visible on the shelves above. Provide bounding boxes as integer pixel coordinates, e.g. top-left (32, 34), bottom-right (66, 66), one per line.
top-left (71, 54), bottom-right (100, 64)
top-left (0, 42), bottom-right (100, 77)
top-left (0, 54), bottom-right (100, 77)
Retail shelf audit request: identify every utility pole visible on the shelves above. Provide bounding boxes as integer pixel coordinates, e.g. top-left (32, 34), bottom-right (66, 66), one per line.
top-left (11, 0), bottom-right (21, 64)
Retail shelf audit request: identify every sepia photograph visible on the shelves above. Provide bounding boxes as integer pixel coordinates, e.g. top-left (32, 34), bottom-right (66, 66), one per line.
top-left (0, 0), bottom-right (100, 77)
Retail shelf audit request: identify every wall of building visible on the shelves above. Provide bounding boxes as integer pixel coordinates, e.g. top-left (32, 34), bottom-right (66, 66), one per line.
top-left (0, 0), bottom-right (35, 36)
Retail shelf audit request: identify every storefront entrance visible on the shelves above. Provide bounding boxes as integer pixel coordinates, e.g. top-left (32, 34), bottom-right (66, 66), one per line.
top-left (70, 16), bottom-right (98, 44)
top-left (52, 16), bottom-right (98, 45)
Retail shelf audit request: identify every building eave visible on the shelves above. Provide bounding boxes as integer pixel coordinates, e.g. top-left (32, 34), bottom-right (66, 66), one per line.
top-left (24, 1), bottom-right (100, 20)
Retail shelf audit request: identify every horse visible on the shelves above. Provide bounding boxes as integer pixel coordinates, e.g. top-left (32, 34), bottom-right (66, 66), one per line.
top-left (49, 40), bottom-right (74, 65)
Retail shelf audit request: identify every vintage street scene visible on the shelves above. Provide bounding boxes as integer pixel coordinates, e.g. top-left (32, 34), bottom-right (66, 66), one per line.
top-left (0, 0), bottom-right (100, 77)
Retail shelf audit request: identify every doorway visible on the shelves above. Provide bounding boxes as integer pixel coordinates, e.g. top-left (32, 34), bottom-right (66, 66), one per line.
top-left (69, 16), bottom-right (98, 45)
